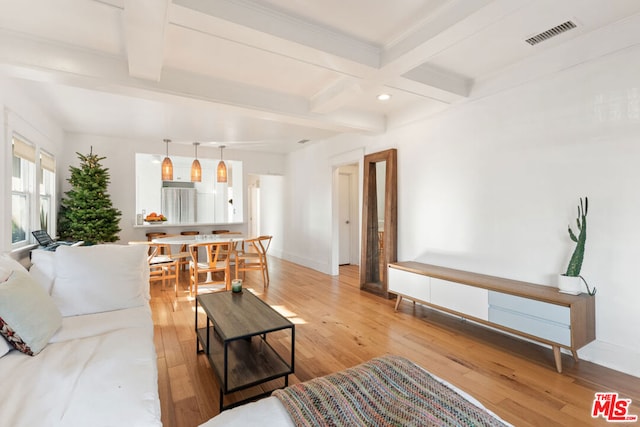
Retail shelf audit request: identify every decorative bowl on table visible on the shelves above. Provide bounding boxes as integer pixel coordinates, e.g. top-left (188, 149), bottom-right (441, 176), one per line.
top-left (144, 213), bottom-right (167, 223)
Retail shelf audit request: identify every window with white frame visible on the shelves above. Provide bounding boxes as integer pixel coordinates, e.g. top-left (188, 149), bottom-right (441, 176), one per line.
top-left (39, 150), bottom-right (56, 235)
top-left (11, 137), bottom-right (36, 246)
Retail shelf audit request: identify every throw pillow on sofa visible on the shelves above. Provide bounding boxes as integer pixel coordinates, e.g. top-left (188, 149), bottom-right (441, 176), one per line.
top-left (28, 249), bottom-right (56, 294)
top-left (51, 244), bottom-right (149, 317)
top-left (0, 270), bottom-right (63, 355)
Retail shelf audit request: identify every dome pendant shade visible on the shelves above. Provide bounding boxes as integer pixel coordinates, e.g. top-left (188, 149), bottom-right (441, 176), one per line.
top-left (161, 157), bottom-right (173, 181)
top-left (161, 139), bottom-right (173, 181)
top-left (216, 145), bottom-right (227, 183)
top-left (191, 142), bottom-right (202, 182)
top-left (217, 160), bottom-right (227, 183)
top-left (191, 159), bottom-right (202, 182)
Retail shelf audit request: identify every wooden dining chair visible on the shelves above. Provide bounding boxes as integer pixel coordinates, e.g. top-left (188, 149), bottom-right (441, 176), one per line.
top-left (235, 235), bottom-right (272, 288)
top-left (146, 232), bottom-right (168, 253)
top-left (177, 231), bottom-right (199, 272)
top-left (129, 241), bottom-right (179, 295)
top-left (188, 241), bottom-right (232, 296)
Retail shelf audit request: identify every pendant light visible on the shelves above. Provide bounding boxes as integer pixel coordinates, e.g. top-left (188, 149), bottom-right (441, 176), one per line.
top-left (217, 145), bottom-right (227, 183)
top-left (190, 142), bottom-right (202, 182)
top-left (161, 138), bottom-right (173, 181)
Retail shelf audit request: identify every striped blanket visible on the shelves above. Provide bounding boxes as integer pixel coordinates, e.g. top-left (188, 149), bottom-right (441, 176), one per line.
top-left (273, 355), bottom-right (508, 427)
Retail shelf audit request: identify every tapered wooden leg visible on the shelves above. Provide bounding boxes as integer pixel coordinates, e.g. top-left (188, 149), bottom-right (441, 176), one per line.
top-left (553, 345), bottom-right (562, 373)
top-left (571, 349), bottom-right (579, 362)
top-left (394, 295), bottom-right (403, 311)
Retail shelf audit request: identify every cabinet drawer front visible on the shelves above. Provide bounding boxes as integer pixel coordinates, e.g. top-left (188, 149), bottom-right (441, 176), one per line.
top-left (388, 267), bottom-right (430, 302)
top-left (489, 306), bottom-right (571, 346)
top-left (489, 291), bottom-right (570, 326)
top-left (430, 278), bottom-right (488, 321)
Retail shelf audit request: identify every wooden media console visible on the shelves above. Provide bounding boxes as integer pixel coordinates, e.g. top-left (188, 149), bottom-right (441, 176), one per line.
top-left (388, 261), bottom-right (596, 373)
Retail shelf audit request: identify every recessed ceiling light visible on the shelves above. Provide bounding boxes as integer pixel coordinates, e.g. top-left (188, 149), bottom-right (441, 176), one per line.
top-left (377, 93), bottom-right (392, 101)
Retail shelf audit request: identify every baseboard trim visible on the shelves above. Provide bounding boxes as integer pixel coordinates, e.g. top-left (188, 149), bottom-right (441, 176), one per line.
top-left (579, 340), bottom-right (640, 378)
top-left (280, 251), bottom-right (331, 274)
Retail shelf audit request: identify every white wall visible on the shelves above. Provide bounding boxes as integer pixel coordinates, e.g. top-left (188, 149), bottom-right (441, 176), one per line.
top-left (284, 45), bottom-right (640, 376)
top-left (284, 141), bottom-right (373, 272)
top-left (257, 174), bottom-right (284, 258)
top-left (59, 134), bottom-right (286, 244)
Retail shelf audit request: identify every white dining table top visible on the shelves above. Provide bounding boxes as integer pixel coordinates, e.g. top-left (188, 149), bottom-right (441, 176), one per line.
top-left (152, 234), bottom-right (246, 245)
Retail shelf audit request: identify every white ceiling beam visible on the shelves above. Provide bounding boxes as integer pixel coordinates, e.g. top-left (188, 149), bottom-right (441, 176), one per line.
top-left (122, 0), bottom-right (170, 81)
top-left (382, 0), bottom-right (502, 71)
top-left (398, 64), bottom-right (471, 102)
top-left (309, 0), bottom-right (504, 113)
top-left (310, 77), bottom-right (364, 114)
top-left (171, 0), bottom-right (379, 72)
top-left (172, 0), bottom-right (505, 114)
top-left (0, 29), bottom-right (384, 134)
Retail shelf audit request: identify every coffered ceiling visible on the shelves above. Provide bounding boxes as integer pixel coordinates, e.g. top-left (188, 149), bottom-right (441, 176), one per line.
top-left (1, 0), bottom-right (639, 152)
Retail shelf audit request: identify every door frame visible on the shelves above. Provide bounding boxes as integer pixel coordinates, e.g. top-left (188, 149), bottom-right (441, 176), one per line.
top-left (330, 148), bottom-right (364, 276)
top-left (338, 167), bottom-right (358, 265)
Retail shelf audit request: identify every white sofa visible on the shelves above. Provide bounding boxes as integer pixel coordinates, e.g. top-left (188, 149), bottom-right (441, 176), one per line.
top-left (0, 245), bottom-right (162, 427)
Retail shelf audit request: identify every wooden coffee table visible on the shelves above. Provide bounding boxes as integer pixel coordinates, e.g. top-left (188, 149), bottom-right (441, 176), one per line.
top-left (195, 290), bottom-right (295, 411)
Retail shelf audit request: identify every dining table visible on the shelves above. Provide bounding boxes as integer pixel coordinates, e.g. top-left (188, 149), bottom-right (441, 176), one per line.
top-left (152, 233), bottom-right (246, 246)
top-left (152, 234), bottom-right (247, 289)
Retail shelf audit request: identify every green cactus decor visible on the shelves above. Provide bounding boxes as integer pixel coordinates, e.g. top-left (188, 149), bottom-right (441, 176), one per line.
top-left (565, 197), bottom-right (587, 276)
top-left (564, 197), bottom-right (596, 295)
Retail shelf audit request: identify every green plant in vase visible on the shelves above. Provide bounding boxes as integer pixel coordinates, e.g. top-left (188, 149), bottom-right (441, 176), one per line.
top-left (560, 197), bottom-right (596, 295)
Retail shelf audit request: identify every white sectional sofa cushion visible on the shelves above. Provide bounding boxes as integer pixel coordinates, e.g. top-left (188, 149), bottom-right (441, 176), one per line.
top-left (0, 269), bottom-right (62, 355)
top-left (0, 334), bottom-right (10, 358)
top-left (0, 246), bottom-right (161, 427)
top-left (52, 244), bottom-right (149, 316)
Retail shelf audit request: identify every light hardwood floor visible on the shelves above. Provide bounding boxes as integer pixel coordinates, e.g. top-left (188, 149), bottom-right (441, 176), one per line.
top-left (151, 257), bottom-right (640, 427)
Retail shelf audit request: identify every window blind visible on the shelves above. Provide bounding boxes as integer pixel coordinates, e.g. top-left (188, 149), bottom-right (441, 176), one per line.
top-left (40, 150), bottom-right (56, 172)
top-left (12, 137), bottom-right (36, 163)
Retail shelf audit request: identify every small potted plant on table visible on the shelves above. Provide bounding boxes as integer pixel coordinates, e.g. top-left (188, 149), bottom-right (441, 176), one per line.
top-left (558, 197), bottom-right (596, 295)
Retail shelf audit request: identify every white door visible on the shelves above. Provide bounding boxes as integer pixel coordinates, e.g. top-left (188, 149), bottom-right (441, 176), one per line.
top-left (248, 184), bottom-right (260, 237)
top-left (339, 173), bottom-right (352, 265)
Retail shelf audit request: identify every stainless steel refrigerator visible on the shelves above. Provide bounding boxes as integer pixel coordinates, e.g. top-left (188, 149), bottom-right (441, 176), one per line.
top-left (161, 187), bottom-right (196, 224)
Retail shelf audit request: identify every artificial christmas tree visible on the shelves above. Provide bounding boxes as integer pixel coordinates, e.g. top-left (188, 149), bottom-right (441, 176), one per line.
top-left (58, 148), bottom-right (122, 244)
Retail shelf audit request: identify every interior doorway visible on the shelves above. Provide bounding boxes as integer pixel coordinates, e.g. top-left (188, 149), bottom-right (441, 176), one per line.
top-left (330, 148), bottom-right (363, 277)
top-left (337, 164), bottom-right (359, 266)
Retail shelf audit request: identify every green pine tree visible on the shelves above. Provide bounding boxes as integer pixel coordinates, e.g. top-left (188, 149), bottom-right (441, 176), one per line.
top-left (58, 148), bottom-right (122, 244)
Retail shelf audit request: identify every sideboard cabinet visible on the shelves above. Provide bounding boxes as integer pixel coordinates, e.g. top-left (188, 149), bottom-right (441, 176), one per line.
top-left (388, 262), bottom-right (595, 373)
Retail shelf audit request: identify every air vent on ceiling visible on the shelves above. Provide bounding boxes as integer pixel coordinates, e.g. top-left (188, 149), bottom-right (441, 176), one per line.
top-left (525, 20), bottom-right (577, 46)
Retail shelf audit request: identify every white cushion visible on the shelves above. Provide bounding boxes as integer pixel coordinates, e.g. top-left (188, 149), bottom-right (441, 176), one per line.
top-left (0, 336), bottom-right (10, 358)
top-left (28, 250), bottom-right (56, 294)
top-left (52, 244), bottom-right (149, 317)
top-left (0, 254), bottom-right (28, 274)
top-left (0, 266), bottom-right (12, 283)
top-left (0, 270), bottom-right (62, 355)
top-left (0, 258), bottom-right (14, 356)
